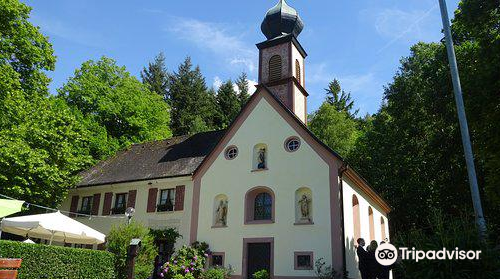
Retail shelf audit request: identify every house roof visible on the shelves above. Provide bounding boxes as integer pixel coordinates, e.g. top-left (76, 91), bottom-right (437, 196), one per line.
top-left (76, 130), bottom-right (226, 187)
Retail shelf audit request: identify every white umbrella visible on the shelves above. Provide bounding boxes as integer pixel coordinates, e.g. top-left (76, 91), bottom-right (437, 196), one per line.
top-left (22, 238), bottom-right (35, 244)
top-left (0, 211), bottom-right (105, 245)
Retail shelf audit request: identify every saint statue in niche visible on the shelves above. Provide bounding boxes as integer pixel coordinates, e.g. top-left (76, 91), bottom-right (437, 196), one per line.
top-left (216, 200), bottom-right (228, 226)
top-left (298, 194), bottom-right (311, 222)
top-left (257, 148), bottom-right (266, 169)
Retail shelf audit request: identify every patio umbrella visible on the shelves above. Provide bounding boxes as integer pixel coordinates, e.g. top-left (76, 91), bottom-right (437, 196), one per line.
top-left (0, 211), bottom-right (105, 245)
top-left (0, 199), bottom-right (24, 218)
top-left (22, 238), bottom-right (35, 244)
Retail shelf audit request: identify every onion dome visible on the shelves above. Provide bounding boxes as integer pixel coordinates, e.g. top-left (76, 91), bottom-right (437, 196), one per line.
top-left (261, 0), bottom-right (304, 40)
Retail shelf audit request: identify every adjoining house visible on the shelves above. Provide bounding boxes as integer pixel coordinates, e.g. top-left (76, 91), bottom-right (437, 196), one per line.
top-left (60, 1), bottom-right (391, 278)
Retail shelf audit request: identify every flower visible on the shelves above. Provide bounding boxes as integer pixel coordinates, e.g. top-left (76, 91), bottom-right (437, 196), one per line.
top-left (159, 273), bottom-right (164, 278)
top-left (166, 262), bottom-right (170, 266)
top-left (174, 260), bottom-right (178, 264)
top-left (185, 269), bottom-right (190, 273)
top-left (204, 253), bottom-right (209, 258)
top-left (190, 262), bottom-right (195, 266)
top-left (181, 265), bottom-right (185, 269)
top-left (193, 256), bottom-right (198, 260)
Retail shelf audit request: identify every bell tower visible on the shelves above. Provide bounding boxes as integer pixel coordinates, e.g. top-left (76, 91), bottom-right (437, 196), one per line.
top-left (257, 0), bottom-right (308, 124)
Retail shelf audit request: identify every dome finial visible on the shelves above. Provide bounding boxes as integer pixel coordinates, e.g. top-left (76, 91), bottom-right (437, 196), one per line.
top-left (261, 0), bottom-right (304, 40)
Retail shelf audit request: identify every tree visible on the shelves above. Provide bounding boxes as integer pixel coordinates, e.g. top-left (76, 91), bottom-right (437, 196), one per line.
top-left (106, 222), bottom-right (157, 279)
top-left (58, 56), bottom-right (172, 159)
top-left (0, 0), bottom-right (93, 207)
top-left (141, 52), bottom-right (169, 102)
top-left (325, 79), bottom-right (358, 118)
top-left (309, 102), bottom-right (360, 158)
top-left (0, 0), bottom-right (55, 97)
top-left (235, 72), bottom-right (251, 106)
top-left (168, 57), bottom-right (217, 136)
top-left (215, 80), bottom-right (240, 128)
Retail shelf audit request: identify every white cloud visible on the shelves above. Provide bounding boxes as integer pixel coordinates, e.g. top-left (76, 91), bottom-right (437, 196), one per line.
top-left (166, 17), bottom-right (258, 73)
top-left (213, 76), bottom-right (223, 90)
top-left (360, 4), bottom-right (440, 52)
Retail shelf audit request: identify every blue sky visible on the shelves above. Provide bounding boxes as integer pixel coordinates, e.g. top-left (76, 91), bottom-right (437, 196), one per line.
top-left (23, 0), bottom-right (460, 115)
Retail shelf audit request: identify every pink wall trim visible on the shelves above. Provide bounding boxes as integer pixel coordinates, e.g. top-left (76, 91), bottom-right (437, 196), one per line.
top-left (242, 237), bottom-right (274, 279)
top-left (189, 178), bottom-right (201, 244)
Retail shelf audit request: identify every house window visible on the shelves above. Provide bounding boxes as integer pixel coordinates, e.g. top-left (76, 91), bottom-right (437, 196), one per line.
top-left (269, 55), bottom-right (282, 82)
top-left (157, 189), bottom-right (175, 212)
top-left (210, 253), bottom-right (225, 267)
top-left (294, 252), bottom-right (313, 270)
top-left (352, 195), bottom-right (361, 241)
top-left (225, 146), bottom-right (238, 160)
top-left (254, 193), bottom-right (272, 220)
top-left (112, 193), bottom-right (127, 214)
top-left (285, 137), bottom-right (301, 152)
top-left (79, 196), bottom-right (93, 214)
top-left (368, 207), bottom-right (375, 241)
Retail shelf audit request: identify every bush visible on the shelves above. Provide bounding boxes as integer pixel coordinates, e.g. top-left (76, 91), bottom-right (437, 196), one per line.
top-left (394, 210), bottom-right (500, 279)
top-left (159, 245), bottom-right (208, 279)
top-left (200, 267), bottom-right (233, 279)
top-left (0, 240), bottom-right (115, 279)
top-left (313, 258), bottom-right (346, 279)
top-left (252, 270), bottom-right (269, 279)
top-left (106, 221), bottom-right (157, 279)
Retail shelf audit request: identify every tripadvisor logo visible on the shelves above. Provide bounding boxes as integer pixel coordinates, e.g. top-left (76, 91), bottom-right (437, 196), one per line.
top-left (375, 243), bottom-right (482, 266)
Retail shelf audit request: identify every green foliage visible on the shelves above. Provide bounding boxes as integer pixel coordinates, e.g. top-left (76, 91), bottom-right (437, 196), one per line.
top-left (235, 72), bottom-right (251, 106)
top-left (394, 210), bottom-right (500, 279)
top-left (160, 245), bottom-right (208, 279)
top-left (200, 267), bottom-right (233, 279)
top-left (168, 57), bottom-right (217, 136)
top-left (252, 269), bottom-right (270, 279)
top-left (106, 222), bottom-right (157, 279)
top-left (190, 241), bottom-right (210, 256)
top-left (0, 0), bottom-right (55, 97)
top-left (215, 80), bottom-right (240, 128)
top-left (324, 79), bottom-right (358, 118)
top-left (313, 258), bottom-right (346, 279)
top-left (58, 56), bottom-right (172, 160)
top-left (141, 52), bottom-right (169, 101)
top-left (149, 228), bottom-right (182, 244)
top-left (0, 240), bottom-right (115, 279)
top-left (309, 102), bottom-right (361, 157)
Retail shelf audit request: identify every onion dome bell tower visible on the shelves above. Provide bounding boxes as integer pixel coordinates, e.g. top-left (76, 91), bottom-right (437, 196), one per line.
top-left (257, 0), bottom-right (308, 124)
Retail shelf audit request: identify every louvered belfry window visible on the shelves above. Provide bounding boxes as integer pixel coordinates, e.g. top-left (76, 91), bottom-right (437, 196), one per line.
top-left (269, 55), bottom-right (282, 82)
top-left (295, 59), bottom-right (301, 84)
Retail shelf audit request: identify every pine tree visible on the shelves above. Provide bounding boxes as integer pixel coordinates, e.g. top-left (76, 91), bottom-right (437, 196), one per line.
top-left (215, 80), bottom-right (240, 128)
top-left (325, 79), bottom-right (358, 118)
top-left (168, 57), bottom-right (216, 136)
top-left (141, 52), bottom-right (169, 101)
top-left (235, 72), bottom-right (250, 106)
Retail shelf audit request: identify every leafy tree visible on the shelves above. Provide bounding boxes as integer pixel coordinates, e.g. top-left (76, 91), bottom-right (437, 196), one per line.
top-left (0, 0), bottom-right (93, 207)
top-left (325, 79), bottom-right (358, 118)
top-left (0, 0), bottom-right (55, 97)
top-left (235, 72), bottom-right (250, 106)
top-left (309, 102), bottom-right (360, 158)
top-left (168, 57), bottom-right (217, 135)
top-left (215, 80), bottom-right (240, 128)
top-left (141, 52), bottom-right (169, 102)
top-left (58, 57), bottom-right (172, 159)
top-left (106, 222), bottom-right (157, 279)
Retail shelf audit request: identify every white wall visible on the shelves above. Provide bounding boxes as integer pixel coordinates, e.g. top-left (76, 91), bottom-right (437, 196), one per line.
top-left (342, 177), bottom-right (389, 279)
top-left (60, 176), bottom-right (193, 249)
top-left (197, 97), bottom-right (332, 277)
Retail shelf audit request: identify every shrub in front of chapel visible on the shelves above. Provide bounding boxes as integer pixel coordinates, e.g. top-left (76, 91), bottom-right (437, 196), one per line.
top-left (159, 245), bottom-right (208, 279)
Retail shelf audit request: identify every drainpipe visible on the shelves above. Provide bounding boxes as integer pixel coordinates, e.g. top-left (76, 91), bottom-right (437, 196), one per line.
top-left (338, 162), bottom-right (348, 277)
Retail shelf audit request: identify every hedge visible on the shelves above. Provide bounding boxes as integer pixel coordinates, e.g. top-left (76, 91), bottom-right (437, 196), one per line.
top-left (0, 240), bottom-right (115, 279)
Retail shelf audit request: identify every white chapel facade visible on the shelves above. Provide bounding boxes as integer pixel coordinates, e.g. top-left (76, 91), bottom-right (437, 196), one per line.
top-left (61, 1), bottom-right (391, 278)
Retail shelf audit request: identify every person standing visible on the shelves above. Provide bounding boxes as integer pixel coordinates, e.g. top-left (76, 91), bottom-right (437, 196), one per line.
top-left (356, 238), bottom-right (369, 279)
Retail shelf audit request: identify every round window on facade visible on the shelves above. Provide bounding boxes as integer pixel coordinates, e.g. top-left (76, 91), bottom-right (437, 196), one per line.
top-left (285, 137), bottom-right (301, 152)
top-left (225, 146), bottom-right (239, 160)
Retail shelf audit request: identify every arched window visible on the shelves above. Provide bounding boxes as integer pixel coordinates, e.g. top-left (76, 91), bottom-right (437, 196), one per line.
top-left (368, 207), bottom-right (375, 241)
top-left (254, 193), bottom-right (272, 220)
top-left (245, 187), bottom-right (275, 224)
top-left (295, 59), bottom-right (301, 84)
top-left (352, 195), bottom-right (360, 241)
top-left (380, 217), bottom-right (386, 240)
top-left (269, 55), bottom-right (282, 82)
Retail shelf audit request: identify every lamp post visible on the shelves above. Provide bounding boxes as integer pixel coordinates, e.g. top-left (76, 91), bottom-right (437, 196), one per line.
top-left (437, 0), bottom-right (487, 237)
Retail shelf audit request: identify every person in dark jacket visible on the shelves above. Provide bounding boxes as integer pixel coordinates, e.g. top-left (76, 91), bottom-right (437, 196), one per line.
top-left (367, 240), bottom-right (380, 279)
top-left (356, 238), bottom-right (370, 279)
